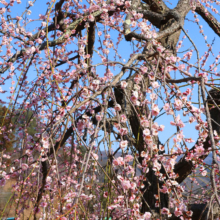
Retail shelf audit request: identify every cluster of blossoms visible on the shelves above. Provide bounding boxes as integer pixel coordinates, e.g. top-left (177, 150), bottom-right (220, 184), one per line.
top-left (0, 0), bottom-right (220, 219)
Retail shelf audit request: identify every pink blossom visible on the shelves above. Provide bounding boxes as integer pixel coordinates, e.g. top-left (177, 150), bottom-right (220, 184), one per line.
top-left (185, 152), bottom-right (194, 161)
top-left (92, 153), bottom-right (99, 160)
top-left (144, 135), bottom-right (153, 143)
top-left (183, 88), bottom-right (192, 96)
top-left (105, 34), bottom-right (110, 39)
top-left (148, 74), bottom-right (155, 80)
top-left (125, 1), bottom-right (131, 8)
top-left (134, 74), bottom-right (143, 84)
top-left (131, 21), bottom-right (137, 28)
top-left (96, 114), bottom-right (102, 121)
top-left (153, 160), bottom-right (161, 171)
top-left (152, 104), bottom-right (160, 116)
top-left (140, 66), bottom-right (148, 73)
top-left (141, 119), bottom-right (149, 128)
top-left (113, 157), bottom-right (124, 166)
top-left (157, 46), bottom-right (165, 53)
top-left (174, 98), bottom-right (183, 111)
top-left (201, 170), bottom-right (207, 176)
top-left (35, 38), bottom-right (42, 44)
top-left (120, 114), bottom-right (127, 123)
top-left (152, 129), bottom-right (158, 136)
top-left (10, 167), bottom-right (15, 173)
top-left (151, 81), bottom-right (160, 89)
top-left (108, 204), bottom-right (119, 210)
top-left (131, 95), bottom-right (137, 104)
top-left (25, 46), bottom-right (36, 55)
top-left (92, 80), bottom-right (100, 90)
top-left (159, 145), bottom-right (165, 151)
top-left (124, 155), bottom-right (133, 162)
top-left (143, 129), bottom-right (150, 136)
top-left (129, 194), bottom-right (136, 202)
top-left (0, 171), bottom-right (6, 177)
top-left (150, 93), bottom-right (157, 100)
top-left (163, 103), bottom-right (170, 111)
top-left (189, 116), bottom-right (196, 123)
top-left (121, 180), bottom-right (131, 190)
top-left (158, 125), bottom-right (165, 131)
top-left (132, 90), bottom-right (138, 99)
top-left (195, 145), bottom-right (205, 157)
top-left (114, 104), bottom-right (121, 111)
top-left (102, 192), bottom-right (108, 198)
top-left (41, 202), bottom-right (47, 207)
top-left (174, 208), bottom-right (182, 217)
top-left (200, 130), bottom-right (208, 139)
top-left (102, 48), bottom-right (109, 55)
top-left (0, 0), bottom-right (216, 217)
top-left (170, 56), bottom-right (177, 63)
top-left (161, 207), bottom-right (172, 217)
top-left (88, 14), bottom-right (94, 22)
top-left (160, 185), bottom-right (169, 194)
top-left (141, 151), bottom-right (147, 157)
top-left (186, 210), bottom-right (193, 217)
top-left (120, 140), bottom-right (128, 149)
top-left (46, 176), bottom-right (52, 183)
top-left (77, 120), bottom-right (84, 131)
top-left (105, 69), bottom-right (113, 79)
top-left (185, 138), bottom-right (195, 143)
top-left (120, 128), bottom-right (128, 135)
top-left (28, 1), bottom-right (33, 6)
top-left (142, 212), bottom-right (152, 219)
top-left (21, 163), bottom-right (28, 171)
top-left (176, 131), bottom-right (184, 142)
top-left (121, 81), bottom-right (127, 89)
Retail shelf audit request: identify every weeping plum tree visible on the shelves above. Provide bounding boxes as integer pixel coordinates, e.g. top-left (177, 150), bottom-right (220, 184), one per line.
top-left (1, 0), bottom-right (220, 219)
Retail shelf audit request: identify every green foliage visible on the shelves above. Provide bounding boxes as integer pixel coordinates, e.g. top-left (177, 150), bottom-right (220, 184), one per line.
top-left (0, 106), bottom-right (15, 152)
top-left (0, 106), bottom-right (39, 152)
top-left (14, 109), bottom-right (38, 137)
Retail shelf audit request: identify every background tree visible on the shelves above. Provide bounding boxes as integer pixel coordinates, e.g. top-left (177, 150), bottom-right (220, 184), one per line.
top-left (0, 106), bottom-right (15, 152)
top-left (0, 0), bottom-right (220, 219)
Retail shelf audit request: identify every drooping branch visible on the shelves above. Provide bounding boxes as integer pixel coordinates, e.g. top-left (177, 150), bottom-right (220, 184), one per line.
top-left (33, 55), bottom-right (146, 208)
top-left (196, 3), bottom-right (220, 37)
top-left (136, 7), bottom-right (164, 28)
top-left (49, 101), bottom-right (114, 155)
top-left (174, 88), bottom-right (220, 183)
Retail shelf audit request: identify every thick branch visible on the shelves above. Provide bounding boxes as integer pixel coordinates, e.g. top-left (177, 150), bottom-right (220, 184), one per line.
top-left (174, 0), bottom-right (191, 17)
top-left (142, 0), bottom-right (169, 14)
top-left (136, 7), bottom-right (164, 28)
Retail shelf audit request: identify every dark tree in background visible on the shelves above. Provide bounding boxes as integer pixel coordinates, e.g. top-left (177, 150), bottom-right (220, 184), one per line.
top-left (0, 106), bottom-right (15, 152)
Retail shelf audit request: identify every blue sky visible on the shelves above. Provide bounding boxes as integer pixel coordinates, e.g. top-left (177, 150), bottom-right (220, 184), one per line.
top-left (1, 0), bottom-right (220, 152)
